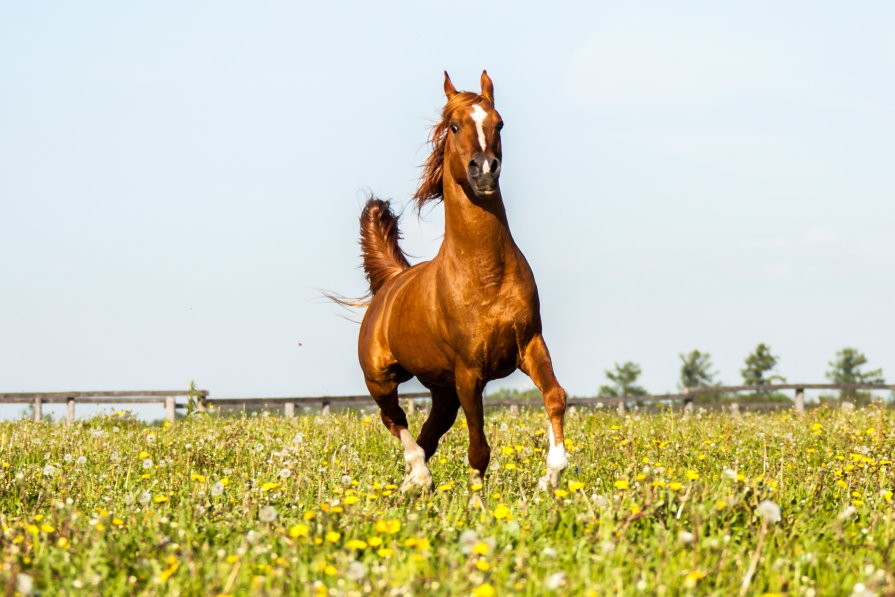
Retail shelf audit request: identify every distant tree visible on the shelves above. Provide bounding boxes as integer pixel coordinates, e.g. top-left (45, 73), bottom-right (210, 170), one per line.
top-left (826, 347), bottom-right (884, 402)
top-left (599, 362), bottom-right (647, 397)
top-left (679, 350), bottom-right (717, 390)
top-left (741, 343), bottom-right (786, 390)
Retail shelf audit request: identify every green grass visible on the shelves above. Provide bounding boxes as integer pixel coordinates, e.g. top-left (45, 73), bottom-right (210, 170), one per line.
top-left (2, 406), bottom-right (894, 595)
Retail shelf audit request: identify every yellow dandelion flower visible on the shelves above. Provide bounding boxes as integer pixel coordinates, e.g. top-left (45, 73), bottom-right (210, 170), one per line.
top-left (554, 489), bottom-right (569, 498)
top-left (470, 483), bottom-right (483, 492)
top-left (191, 473), bottom-right (206, 483)
top-left (377, 548), bottom-right (393, 558)
top-left (437, 483), bottom-right (453, 492)
top-left (368, 536), bottom-right (383, 547)
top-left (345, 539), bottom-right (368, 549)
top-left (324, 565), bottom-right (337, 576)
top-left (289, 524), bottom-right (309, 538)
top-left (39, 524), bottom-right (55, 533)
top-left (112, 518), bottom-right (124, 526)
top-left (568, 481), bottom-right (585, 492)
top-left (669, 482), bottom-right (683, 492)
top-left (304, 511), bottom-right (316, 521)
top-left (226, 555), bottom-right (239, 564)
top-left (343, 495), bottom-right (359, 505)
top-left (139, 451), bottom-right (149, 458)
top-left (715, 500), bottom-right (726, 511)
top-left (614, 480), bottom-right (630, 490)
top-left (685, 470), bottom-right (700, 481)
top-left (153, 496), bottom-right (169, 504)
top-left (473, 582), bottom-right (496, 597)
top-left (493, 504), bottom-right (511, 520)
top-left (261, 482), bottom-right (279, 492)
top-left (476, 560), bottom-right (491, 571)
top-left (325, 531), bottom-right (341, 543)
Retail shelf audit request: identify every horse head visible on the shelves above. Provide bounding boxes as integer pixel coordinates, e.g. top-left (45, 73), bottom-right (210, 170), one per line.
top-left (442, 71), bottom-right (504, 199)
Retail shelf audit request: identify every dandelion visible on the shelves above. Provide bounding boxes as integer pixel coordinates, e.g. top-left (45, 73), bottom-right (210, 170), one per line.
top-left (64, 454), bottom-right (73, 463)
top-left (345, 561), bottom-right (366, 582)
top-left (142, 459), bottom-right (153, 470)
top-left (472, 541), bottom-right (490, 555)
top-left (678, 531), bottom-right (695, 544)
top-left (325, 531), bottom-right (341, 543)
top-left (77, 456), bottom-right (87, 465)
top-left (376, 548), bottom-right (393, 558)
top-left (669, 482), bottom-right (683, 492)
top-left (191, 473), bottom-right (206, 483)
top-left (211, 482), bottom-right (225, 497)
top-left (153, 496), bottom-right (169, 504)
top-left (473, 582), bottom-right (496, 597)
top-left (476, 560), bottom-right (491, 571)
top-left (375, 520), bottom-right (401, 534)
top-left (839, 506), bottom-right (858, 521)
top-left (16, 574), bottom-right (33, 596)
top-left (259, 506), bottom-right (277, 523)
top-left (568, 481), bottom-right (585, 492)
top-left (345, 539), bottom-right (368, 549)
top-left (493, 504), bottom-right (511, 520)
top-left (42, 464), bottom-right (56, 478)
top-left (278, 468), bottom-right (292, 479)
top-left (685, 470), bottom-right (700, 480)
top-left (261, 482), bottom-right (279, 492)
top-left (546, 572), bottom-right (566, 590)
top-left (756, 500), bottom-right (781, 524)
top-left (138, 491), bottom-right (151, 504)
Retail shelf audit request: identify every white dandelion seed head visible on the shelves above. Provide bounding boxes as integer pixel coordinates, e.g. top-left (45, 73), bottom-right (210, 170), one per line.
top-left (546, 572), bottom-right (566, 591)
top-left (678, 531), bottom-right (695, 545)
top-left (77, 456), bottom-right (87, 465)
top-left (839, 506), bottom-right (858, 521)
top-left (259, 506), bottom-right (277, 523)
top-left (16, 573), bottom-right (33, 595)
top-left (254, 443), bottom-right (265, 452)
top-left (279, 468), bottom-right (292, 479)
top-left (541, 546), bottom-right (557, 558)
top-left (211, 482), bottom-right (225, 497)
top-left (142, 459), bottom-right (153, 470)
top-left (346, 560), bottom-right (367, 582)
top-left (724, 468), bottom-right (737, 480)
top-left (340, 475), bottom-right (351, 486)
top-left (42, 464), bottom-right (56, 478)
top-left (138, 491), bottom-right (151, 504)
top-left (293, 432), bottom-right (304, 444)
top-left (756, 500), bottom-right (781, 524)
top-left (146, 433), bottom-right (156, 443)
top-left (63, 454), bottom-right (73, 463)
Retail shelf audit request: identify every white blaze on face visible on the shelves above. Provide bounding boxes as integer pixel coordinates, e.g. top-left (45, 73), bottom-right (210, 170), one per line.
top-left (470, 104), bottom-right (489, 155)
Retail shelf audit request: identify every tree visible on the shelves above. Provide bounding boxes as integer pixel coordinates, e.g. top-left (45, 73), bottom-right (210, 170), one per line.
top-left (826, 348), bottom-right (884, 402)
top-left (679, 350), bottom-right (717, 390)
top-left (599, 362), bottom-right (647, 397)
top-left (741, 343), bottom-right (786, 389)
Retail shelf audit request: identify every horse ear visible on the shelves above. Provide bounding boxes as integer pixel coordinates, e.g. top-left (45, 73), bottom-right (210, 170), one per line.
top-left (443, 71), bottom-right (458, 99)
top-left (480, 70), bottom-right (494, 104)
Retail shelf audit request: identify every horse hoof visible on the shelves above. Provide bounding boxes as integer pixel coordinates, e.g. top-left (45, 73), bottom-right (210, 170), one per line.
top-left (400, 471), bottom-right (433, 494)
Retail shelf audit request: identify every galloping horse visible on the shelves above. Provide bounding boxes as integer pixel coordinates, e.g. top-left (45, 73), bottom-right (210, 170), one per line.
top-left (356, 71), bottom-right (568, 491)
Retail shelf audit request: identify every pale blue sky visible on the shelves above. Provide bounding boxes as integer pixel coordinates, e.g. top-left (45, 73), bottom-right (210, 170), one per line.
top-left (2, 2), bottom-right (893, 416)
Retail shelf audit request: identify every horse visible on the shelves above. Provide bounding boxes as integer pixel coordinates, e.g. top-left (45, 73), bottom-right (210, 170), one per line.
top-left (355, 70), bottom-right (568, 492)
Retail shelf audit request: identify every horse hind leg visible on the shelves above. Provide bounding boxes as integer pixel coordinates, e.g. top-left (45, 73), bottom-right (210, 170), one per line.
top-left (365, 377), bottom-right (433, 493)
top-left (416, 386), bottom-right (460, 461)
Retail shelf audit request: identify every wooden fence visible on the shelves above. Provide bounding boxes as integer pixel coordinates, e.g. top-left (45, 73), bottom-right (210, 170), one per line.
top-left (2, 384), bottom-right (893, 422)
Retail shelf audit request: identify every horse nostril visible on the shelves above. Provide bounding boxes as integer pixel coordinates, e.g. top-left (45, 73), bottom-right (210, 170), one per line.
top-left (468, 160), bottom-right (480, 173)
top-left (490, 160), bottom-right (500, 173)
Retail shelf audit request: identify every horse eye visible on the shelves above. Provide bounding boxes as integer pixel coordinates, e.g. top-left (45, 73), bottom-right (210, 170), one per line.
top-left (450, 123), bottom-right (459, 134)
top-left (496, 121), bottom-right (504, 131)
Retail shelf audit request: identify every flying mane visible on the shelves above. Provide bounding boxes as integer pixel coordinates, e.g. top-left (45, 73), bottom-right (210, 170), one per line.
top-left (413, 91), bottom-right (487, 211)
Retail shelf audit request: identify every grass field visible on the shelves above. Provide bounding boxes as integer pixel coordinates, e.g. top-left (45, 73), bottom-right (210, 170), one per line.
top-left (2, 405), bottom-right (894, 595)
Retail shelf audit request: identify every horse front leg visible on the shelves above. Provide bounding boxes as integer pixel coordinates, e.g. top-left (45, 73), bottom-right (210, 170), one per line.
top-left (455, 368), bottom-right (490, 485)
top-left (365, 377), bottom-right (432, 493)
top-left (521, 334), bottom-right (568, 490)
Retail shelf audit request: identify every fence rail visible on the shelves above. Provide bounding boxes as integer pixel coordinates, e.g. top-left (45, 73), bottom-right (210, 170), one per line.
top-left (2, 384), bottom-right (892, 422)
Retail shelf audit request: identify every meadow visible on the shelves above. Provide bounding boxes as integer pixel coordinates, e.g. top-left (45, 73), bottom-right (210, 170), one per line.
top-left (1, 405), bottom-right (893, 596)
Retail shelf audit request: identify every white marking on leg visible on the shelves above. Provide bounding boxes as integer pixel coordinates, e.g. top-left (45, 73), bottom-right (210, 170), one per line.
top-left (399, 429), bottom-right (431, 491)
top-left (540, 422), bottom-right (568, 490)
top-left (471, 104), bottom-right (488, 152)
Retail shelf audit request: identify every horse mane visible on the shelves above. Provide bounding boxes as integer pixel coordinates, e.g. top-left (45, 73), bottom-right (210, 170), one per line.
top-left (413, 91), bottom-right (487, 211)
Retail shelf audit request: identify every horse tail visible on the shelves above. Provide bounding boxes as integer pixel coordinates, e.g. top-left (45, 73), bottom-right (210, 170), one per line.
top-left (360, 197), bottom-right (410, 295)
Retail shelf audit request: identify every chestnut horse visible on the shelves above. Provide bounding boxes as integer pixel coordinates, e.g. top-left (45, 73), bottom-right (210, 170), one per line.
top-left (356, 71), bottom-right (567, 491)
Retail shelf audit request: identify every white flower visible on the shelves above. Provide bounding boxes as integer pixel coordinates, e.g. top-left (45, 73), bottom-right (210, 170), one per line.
top-left (678, 531), bottom-right (695, 544)
top-left (345, 560), bottom-right (366, 582)
top-left (723, 468), bottom-right (737, 480)
top-left (340, 475), bottom-right (351, 486)
top-left (254, 443), bottom-right (265, 452)
top-left (839, 506), bottom-right (858, 521)
top-left (138, 491), bottom-right (151, 504)
top-left (142, 459), bottom-right (153, 470)
top-left (259, 506), bottom-right (277, 523)
top-left (852, 582), bottom-right (876, 597)
top-left (42, 464), bottom-right (56, 478)
top-left (16, 574), bottom-right (33, 595)
top-left (211, 482), bottom-right (225, 497)
top-left (546, 572), bottom-right (566, 591)
top-left (279, 468), bottom-right (292, 479)
top-left (146, 433), bottom-right (156, 443)
top-left (293, 433), bottom-right (304, 444)
top-left (541, 546), bottom-right (557, 558)
top-left (756, 500), bottom-right (781, 524)
top-left (63, 454), bottom-right (73, 463)
top-left (77, 456), bottom-right (87, 465)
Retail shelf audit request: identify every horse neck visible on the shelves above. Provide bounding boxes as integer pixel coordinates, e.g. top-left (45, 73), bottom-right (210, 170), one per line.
top-left (440, 173), bottom-right (517, 274)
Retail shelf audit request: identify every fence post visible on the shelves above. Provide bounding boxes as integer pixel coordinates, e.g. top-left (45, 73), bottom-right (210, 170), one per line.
top-left (66, 397), bottom-right (75, 423)
top-left (617, 399), bottom-right (625, 416)
top-left (683, 398), bottom-right (694, 416)
top-left (406, 398), bottom-right (416, 415)
top-left (164, 396), bottom-right (176, 423)
top-left (197, 396), bottom-right (207, 414)
top-left (729, 402), bottom-right (740, 416)
top-left (284, 402), bottom-right (295, 418)
top-left (794, 387), bottom-right (805, 414)
top-left (33, 397), bottom-right (43, 423)
top-left (321, 401), bottom-right (331, 417)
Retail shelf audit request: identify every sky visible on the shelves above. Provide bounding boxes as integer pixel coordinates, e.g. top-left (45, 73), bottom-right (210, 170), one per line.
top-left (1, 2), bottom-right (893, 418)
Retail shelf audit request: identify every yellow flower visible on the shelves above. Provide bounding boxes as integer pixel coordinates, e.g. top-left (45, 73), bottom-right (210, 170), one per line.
top-left (226, 555), bottom-right (239, 564)
top-left (669, 482), bottom-right (683, 492)
top-left (437, 483), bottom-right (453, 492)
top-left (325, 531), bottom-right (341, 543)
top-left (343, 495), bottom-right (359, 505)
top-left (261, 482), bottom-right (279, 492)
top-left (882, 490), bottom-right (893, 504)
top-left (304, 511), bottom-right (316, 521)
top-left (40, 524), bottom-right (55, 533)
top-left (493, 504), bottom-right (511, 520)
top-left (139, 451), bottom-right (149, 458)
top-left (554, 489), bottom-right (569, 498)
top-left (376, 548), bottom-right (393, 558)
top-left (375, 519), bottom-right (401, 534)
top-left (685, 470), bottom-right (700, 481)
top-left (324, 565), bottom-right (337, 576)
top-left (153, 496), bottom-right (169, 504)
top-left (473, 582), bottom-right (496, 597)
top-left (715, 500), bottom-right (727, 511)
top-left (472, 542), bottom-right (490, 555)
top-left (476, 560), bottom-right (491, 571)
top-left (289, 524), bottom-right (309, 538)
top-left (614, 480), bottom-right (630, 490)
top-left (345, 539), bottom-right (368, 549)
top-left (568, 481), bottom-right (585, 492)
top-left (191, 473), bottom-right (206, 483)
top-left (112, 518), bottom-right (124, 526)
top-left (470, 483), bottom-right (483, 492)
top-left (368, 536), bottom-right (383, 547)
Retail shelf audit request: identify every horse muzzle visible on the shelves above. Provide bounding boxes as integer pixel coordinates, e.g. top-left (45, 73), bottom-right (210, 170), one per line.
top-left (467, 154), bottom-right (501, 197)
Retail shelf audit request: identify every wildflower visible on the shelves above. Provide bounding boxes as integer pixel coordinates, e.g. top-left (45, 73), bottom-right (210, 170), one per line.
top-left (153, 495), bottom-right (169, 504)
top-left (546, 572), bottom-right (566, 590)
top-left (345, 539), bottom-right (368, 549)
top-left (839, 506), bottom-right (857, 521)
top-left (473, 583), bottom-right (496, 597)
top-left (568, 481), bottom-right (585, 492)
top-left (191, 473), bottom-right (206, 483)
top-left (614, 479), bottom-right (630, 490)
top-left (368, 537), bottom-right (383, 547)
top-left (493, 504), bottom-right (511, 520)
top-left (259, 506), bottom-right (277, 523)
top-left (42, 464), bottom-right (56, 478)
top-left (678, 531), bottom-right (695, 544)
top-left (375, 519), bottom-right (401, 534)
top-left (343, 496), bottom-right (359, 505)
top-left (669, 482), bottom-right (683, 492)
top-left (685, 470), bottom-right (700, 480)
top-left (325, 531), bottom-right (341, 543)
top-left (289, 524), bottom-right (309, 538)
top-left (211, 482), bottom-right (225, 497)
top-left (142, 459), bottom-right (153, 470)
top-left (476, 560), bottom-right (491, 571)
top-left (77, 456), bottom-right (87, 465)
top-left (715, 500), bottom-right (727, 511)
top-left (138, 491), bottom-right (151, 504)
top-left (16, 574), bottom-right (33, 596)
top-left (376, 548), bottom-right (393, 558)
top-left (345, 561), bottom-right (366, 582)
top-left (756, 500), bottom-right (781, 524)
top-left (261, 482), bottom-right (279, 492)
top-left (554, 489), bottom-right (569, 498)
top-left (279, 468), bottom-right (292, 479)
top-left (472, 542), bottom-right (490, 555)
